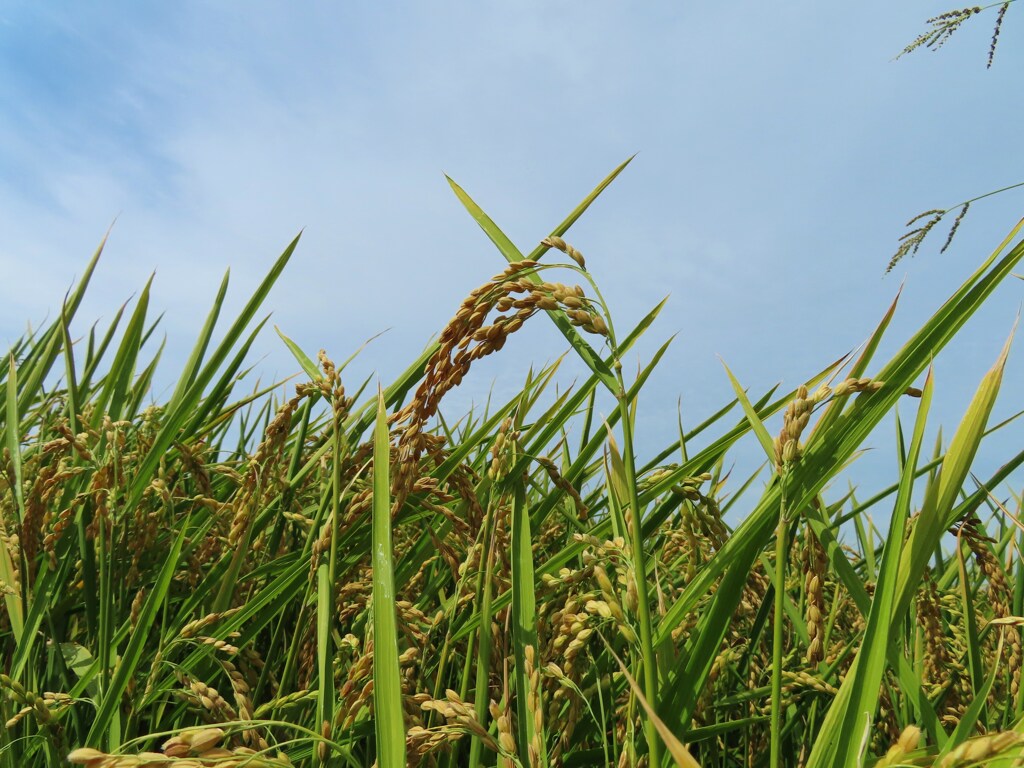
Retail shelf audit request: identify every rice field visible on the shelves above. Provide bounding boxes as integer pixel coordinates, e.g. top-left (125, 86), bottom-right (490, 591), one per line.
top-left (2, 162), bottom-right (1024, 767)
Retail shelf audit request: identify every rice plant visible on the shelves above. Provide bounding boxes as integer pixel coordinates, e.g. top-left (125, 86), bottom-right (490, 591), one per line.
top-left (2, 161), bottom-right (1024, 768)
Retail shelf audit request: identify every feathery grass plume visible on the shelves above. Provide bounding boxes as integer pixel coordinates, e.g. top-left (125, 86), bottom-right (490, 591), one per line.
top-left (887, 199), bottom-right (982, 273)
top-left (888, 208), bottom-right (947, 273)
top-left (898, 6), bottom-right (984, 58)
top-left (940, 202), bottom-right (972, 253)
top-left (899, 2), bottom-right (1016, 65)
top-left (989, 2), bottom-right (1012, 65)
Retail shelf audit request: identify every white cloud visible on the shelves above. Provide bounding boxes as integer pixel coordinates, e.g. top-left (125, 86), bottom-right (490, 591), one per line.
top-left (1, 2), bottom-right (1022, 497)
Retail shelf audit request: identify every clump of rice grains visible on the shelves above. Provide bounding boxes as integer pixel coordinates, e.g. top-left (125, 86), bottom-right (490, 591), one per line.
top-left (936, 730), bottom-right (1024, 768)
top-left (773, 377), bottom-right (886, 473)
top-left (918, 570), bottom-right (951, 693)
top-left (228, 384), bottom-right (313, 557)
top-left (540, 235), bottom-right (586, 269)
top-left (419, 689), bottom-right (500, 752)
top-left (391, 250), bottom-right (607, 512)
top-left (1, 673), bottom-right (67, 752)
top-left (521, 644), bottom-right (546, 767)
top-left (774, 385), bottom-right (816, 473)
top-left (487, 415), bottom-right (517, 482)
top-left (67, 727), bottom-right (294, 766)
top-left (957, 515), bottom-right (1023, 709)
top-left (802, 522), bottom-right (827, 665)
top-left (875, 726), bottom-right (921, 768)
top-left (534, 454), bottom-right (589, 520)
top-left (489, 698), bottom-right (518, 767)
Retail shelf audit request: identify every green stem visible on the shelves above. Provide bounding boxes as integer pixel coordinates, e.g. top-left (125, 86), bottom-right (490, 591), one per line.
top-left (945, 178), bottom-right (1024, 211)
top-left (770, 476), bottom-right (791, 768)
top-left (616, 369), bottom-right (661, 768)
top-left (469, 507), bottom-right (497, 768)
top-left (316, 404), bottom-right (344, 763)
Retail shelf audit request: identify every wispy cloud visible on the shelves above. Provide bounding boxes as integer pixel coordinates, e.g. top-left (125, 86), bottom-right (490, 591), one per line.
top-left (1, 1), bottom-right (1022, 491)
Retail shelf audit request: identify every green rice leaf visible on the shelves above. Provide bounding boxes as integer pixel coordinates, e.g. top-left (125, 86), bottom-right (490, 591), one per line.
top-left (894, 326), bottom-right (1014, 624)
top-left (720, 359), bottom-right (776, 462)
top-left (371, 388), bottom-right (406, 766)
top-left (276, 325), bottom-right (324, 383)
top-left (805, 369), bottom-right (934, 768)
top-left (510, 473), bottom-right (546, 765)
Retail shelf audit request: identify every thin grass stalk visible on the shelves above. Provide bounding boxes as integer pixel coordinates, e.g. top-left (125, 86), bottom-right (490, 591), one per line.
top-left (470, 506), bottom-right (499, 768)
top-left (770, 478), bottom-right (791, 768)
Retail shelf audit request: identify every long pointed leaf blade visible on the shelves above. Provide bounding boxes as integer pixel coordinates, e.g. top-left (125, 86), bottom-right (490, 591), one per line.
top-left (807, 368), bottom-right (934, 768)
top-left (446, 174), bottom-right (618, 392)
top-left (372, 388), bottom-right (406, 766)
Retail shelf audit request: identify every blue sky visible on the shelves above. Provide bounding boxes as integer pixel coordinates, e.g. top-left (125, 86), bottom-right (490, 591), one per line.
top-left (1, 2), bottom-right (1022, 509)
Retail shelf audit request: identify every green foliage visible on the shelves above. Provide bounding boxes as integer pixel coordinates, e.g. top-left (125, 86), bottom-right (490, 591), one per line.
top-left (1, 164), bottom-right (1024, 768)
